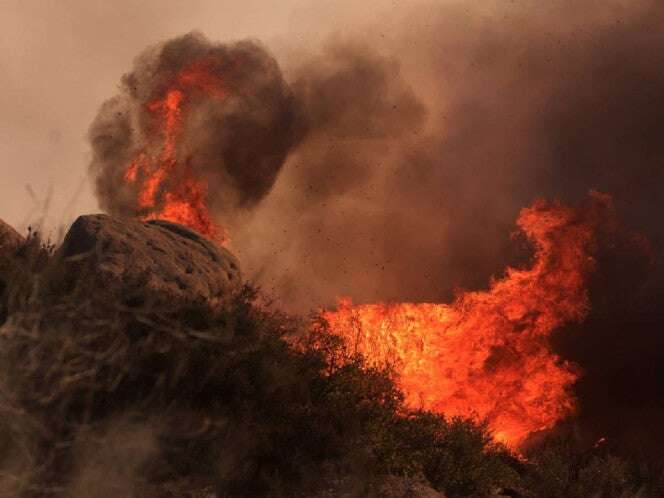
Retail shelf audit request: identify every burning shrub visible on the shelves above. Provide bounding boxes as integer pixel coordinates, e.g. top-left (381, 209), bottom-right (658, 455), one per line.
top-left (1, 227), bottom-right (664, 497)
top-left (0, 234), bottom-right (525, 497)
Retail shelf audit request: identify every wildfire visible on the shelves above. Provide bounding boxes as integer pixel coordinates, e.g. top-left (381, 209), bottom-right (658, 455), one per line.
top-left (115, 47), bottom-right (605, 450)
top-left (323, 196), bottom-right (604, 448)
top-left (122, 59), bottom-right (228, 242)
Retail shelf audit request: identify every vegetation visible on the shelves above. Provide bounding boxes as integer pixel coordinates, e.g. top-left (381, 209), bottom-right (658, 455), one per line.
top-left (520, 436), bottom-right (664, 498)
top-left (0, 236), bottom-right (661, 497)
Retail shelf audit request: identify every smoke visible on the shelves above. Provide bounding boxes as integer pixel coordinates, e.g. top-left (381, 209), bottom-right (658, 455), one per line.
top-left (235, 0), bottom-right (664, 455)
top-left (89, 32), bottom-right (304, 223)
top-left (88, 0), bottom-right (664, 456)
top-left (65, 419), bottom-right (158, 498)
top-left (388, 0), bottom-right (664, 455)
top-left (233, 39), bottom-right (429, 306)
top-left (234, 0), bottom-right (664, 313)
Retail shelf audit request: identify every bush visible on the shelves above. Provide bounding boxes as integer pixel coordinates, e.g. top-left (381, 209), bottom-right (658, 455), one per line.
top-left (9, 236), bottom-right (662, 497)
top-left (522, 436), bottom-right (664, 498)
top-left (0, 238), bottom-right (524, 497)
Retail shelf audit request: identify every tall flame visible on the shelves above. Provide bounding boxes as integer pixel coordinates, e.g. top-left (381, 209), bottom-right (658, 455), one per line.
top-left (122, 59), bottom-right (227, 242)
top-left (323, 197), bottom-right (603, 447)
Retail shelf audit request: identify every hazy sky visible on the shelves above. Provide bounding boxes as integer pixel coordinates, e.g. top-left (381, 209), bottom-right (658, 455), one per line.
top-left (0, 0), bottom-right (428, 237)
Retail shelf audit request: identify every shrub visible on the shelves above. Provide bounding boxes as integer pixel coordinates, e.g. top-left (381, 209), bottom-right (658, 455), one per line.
top-left (522, 436), bottom-right (664, 498)
top-left (0, 236), bottom-right (596, 497)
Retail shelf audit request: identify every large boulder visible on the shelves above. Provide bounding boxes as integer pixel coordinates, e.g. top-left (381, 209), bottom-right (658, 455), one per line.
top-left (318, 475), bottom-right (445, 498)
top-left (0, 218), bottom-right (24, 325)
top-left (45, 215), bottom-right (241, 317)
top-left (373, 476), bottom-right (445, 498)
top-left (0, 216), bottom-right (242, 493)
top-left (0, 218), bottom-right (23, 255)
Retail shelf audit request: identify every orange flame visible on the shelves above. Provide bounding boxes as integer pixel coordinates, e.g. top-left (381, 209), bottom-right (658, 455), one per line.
top-left (323, 198), bottom-right (601, 448)
top-left (122, 59), bottom-right (228, 242)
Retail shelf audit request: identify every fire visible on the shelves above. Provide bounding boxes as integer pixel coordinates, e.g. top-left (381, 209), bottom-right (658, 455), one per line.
top-left (116, 49), bottom-right (605, 448)
top-left (323, 196), bottom-right (604, 448)
top-left (122, 59), bottom-right (228, 242)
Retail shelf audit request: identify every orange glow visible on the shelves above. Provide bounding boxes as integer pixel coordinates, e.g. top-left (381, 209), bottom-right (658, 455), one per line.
top-left (122, 60), bottom-right (228, 242)
top-left (323, 198), bottom-right (600, 448)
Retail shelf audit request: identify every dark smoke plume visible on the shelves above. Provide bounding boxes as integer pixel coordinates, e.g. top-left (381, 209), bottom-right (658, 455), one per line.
top-left (223, 0), bottom-right (664, 317)
top-left (89, 32), bottom-right (304, 221)
top-left (232, 40), bottom-right (429, 306)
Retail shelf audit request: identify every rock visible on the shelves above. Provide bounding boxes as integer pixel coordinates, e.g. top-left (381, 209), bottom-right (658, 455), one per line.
top-left (0, 218), bottom-right (24, 326)
top-left (320, 475), bottom-right (445, 498)
top-left (372, 476), bottom-right (445, 498)
top-left (0, 218), bottom-right (23, 278)
top-left (0, 218), bottom-right (23, 255)
top-left (46, 215), bottom-right (241, 316)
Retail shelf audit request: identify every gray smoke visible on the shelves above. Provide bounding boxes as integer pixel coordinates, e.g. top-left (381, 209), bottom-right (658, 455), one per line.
top-left (232, 40), bottom-right (429, 307)
top-left (233, 0), bottom-right (664, 311)
top-left (89, 32), bottom-right (304, 222)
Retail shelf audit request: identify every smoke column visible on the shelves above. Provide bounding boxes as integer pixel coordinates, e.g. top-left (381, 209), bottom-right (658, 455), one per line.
top-left (89, 32), bottom-right (304, 236)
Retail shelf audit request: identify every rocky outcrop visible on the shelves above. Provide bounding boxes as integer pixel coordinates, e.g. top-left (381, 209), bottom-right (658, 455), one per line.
top-left (317, 475), bottom-right (445, 498)
top-left (0, 215), bottom-right (244, 494)
top-left (0, 219), bottom-right (23, 255)
top-left (373, 476), bottom-right (445, 498)
top-left (0, 219), bottom-right (24, 326)
top-left (45, 215), bottom-right (241, 316)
